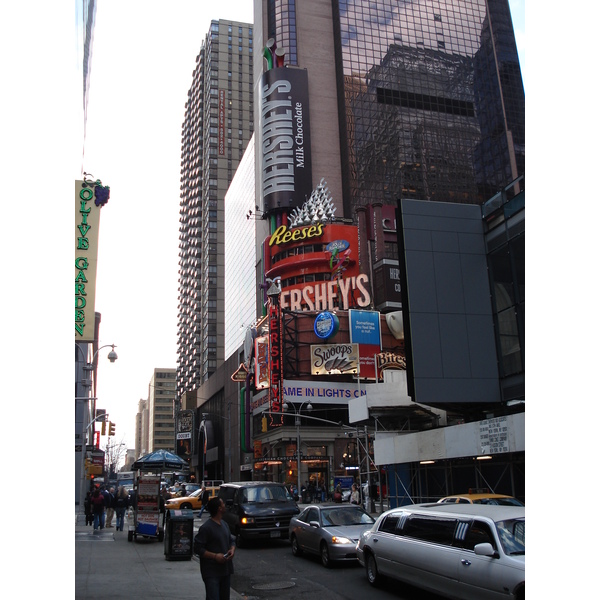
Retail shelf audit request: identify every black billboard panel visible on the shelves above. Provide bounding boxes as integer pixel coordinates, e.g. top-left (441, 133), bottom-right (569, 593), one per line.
top-left (261, 67), bottom-right (312, 214)
top-left (397, 199), bottom-right (500, 405)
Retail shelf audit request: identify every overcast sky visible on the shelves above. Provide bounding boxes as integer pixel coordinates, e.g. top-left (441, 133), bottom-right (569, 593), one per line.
top-left (81, 0), bottom-right (526, 460)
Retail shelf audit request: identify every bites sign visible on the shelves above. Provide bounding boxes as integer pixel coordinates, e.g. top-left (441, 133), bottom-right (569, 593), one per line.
top-left (261, 67), bottom-right (312, 214)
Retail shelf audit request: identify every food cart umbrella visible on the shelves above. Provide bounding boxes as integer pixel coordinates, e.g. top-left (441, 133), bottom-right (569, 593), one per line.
top-left (131, 449), bottom-right (188, 472)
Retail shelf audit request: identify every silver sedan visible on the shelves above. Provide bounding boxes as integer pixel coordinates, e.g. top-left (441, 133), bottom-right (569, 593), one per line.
top-left (290, 503), bottom-right (376, 568)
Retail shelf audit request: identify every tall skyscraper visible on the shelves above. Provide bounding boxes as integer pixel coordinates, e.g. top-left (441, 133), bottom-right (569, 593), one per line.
top-left (255, 0), bottom-right (524, 219)
top-left (75, 0), bottom-right (97, 169)
top-left (148, 368), bottom-right (177, 452)
top-left (178, 20), bottom-right (254, 397)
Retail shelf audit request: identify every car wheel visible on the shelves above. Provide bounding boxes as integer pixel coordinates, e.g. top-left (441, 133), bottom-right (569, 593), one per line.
top-left (180, 503), bottom-right (192, 510)
top-left (291, 534), bottom-right (303, 556)
top-left (320, 542), bottom-right (332, 568)
top-left (235, 529), bottom-right (245, 549)
top-left (366, 552), bottom-right (381, 586)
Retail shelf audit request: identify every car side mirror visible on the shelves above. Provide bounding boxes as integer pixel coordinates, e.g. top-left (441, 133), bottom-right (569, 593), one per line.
top-left (473, 542), bottom-right (498, 558)
top-left (309, 521), bottom-right (320, 528)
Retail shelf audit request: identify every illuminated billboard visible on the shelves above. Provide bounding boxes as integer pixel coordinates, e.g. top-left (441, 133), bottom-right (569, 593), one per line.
top-left (264, 223), bottom-right (371, 312)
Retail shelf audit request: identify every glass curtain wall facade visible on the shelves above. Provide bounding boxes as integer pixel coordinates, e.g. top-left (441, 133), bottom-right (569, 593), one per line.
top-left (333, 0), bottom-right (524, 213)
top-left (264, 1), bottom-right (524, 218)
top-left (224, 135), bottom-right (257, 361)
top-left (76, 0), bottom-right (97, 163)
top-left (178, 20), bottom-right (254, 398)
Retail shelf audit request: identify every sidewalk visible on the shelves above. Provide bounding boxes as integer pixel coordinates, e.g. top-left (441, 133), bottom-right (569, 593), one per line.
top-left (75, 500), bottom-right (388, 599)
top-left (75, 511), bottom-right (244, 600)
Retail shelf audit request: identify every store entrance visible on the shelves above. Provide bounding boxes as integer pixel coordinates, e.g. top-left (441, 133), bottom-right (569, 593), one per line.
top-left (307, 467), bottom-right (328, 502)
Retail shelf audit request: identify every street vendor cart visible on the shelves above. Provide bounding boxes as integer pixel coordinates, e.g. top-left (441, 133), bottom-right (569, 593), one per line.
top-left (128, 472), bottom-right (163, 542)
top-left (127, 449), bottom-right (189, 543)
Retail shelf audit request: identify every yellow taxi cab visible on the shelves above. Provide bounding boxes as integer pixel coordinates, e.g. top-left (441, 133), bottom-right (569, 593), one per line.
top-left (164, 480), bottom-right (223, 511)
top-left (438, 488), bottom-right (524, 506)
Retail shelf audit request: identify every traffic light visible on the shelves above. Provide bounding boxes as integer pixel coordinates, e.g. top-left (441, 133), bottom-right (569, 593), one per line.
top-left (261, 416), bottom-right (267, 432)
top-left (108, 422), bottom-right (115, 436)
top-left (101, 421), bottom-right (106, 435)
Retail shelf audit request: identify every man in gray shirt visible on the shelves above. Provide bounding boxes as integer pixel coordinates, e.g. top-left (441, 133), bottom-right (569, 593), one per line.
top-left (194, 497), bottom-right (236, 600)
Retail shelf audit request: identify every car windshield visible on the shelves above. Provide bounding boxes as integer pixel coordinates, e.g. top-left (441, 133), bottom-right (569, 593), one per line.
top-left (242, 486), bottom-right (291, 502)
top-left (320, 507), bottom-right (376, 527)
top-left (496, 518), bottom-right (525, 555)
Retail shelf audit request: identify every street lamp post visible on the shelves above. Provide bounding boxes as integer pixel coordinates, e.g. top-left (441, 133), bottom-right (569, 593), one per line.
top-left (75, 343), bottom-right (118, 506)
top-left (282, 400), bottom-right (312, 501)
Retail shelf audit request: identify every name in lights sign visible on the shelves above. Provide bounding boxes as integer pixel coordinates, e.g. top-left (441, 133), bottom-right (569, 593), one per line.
top-left (75, 178), bottom-right (109, 341)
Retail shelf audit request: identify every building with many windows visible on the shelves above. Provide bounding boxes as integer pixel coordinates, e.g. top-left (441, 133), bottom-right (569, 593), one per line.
top-left (147, 368), bottom-right (177, 452)
top-left (178, 1), bottom-right (524, 503)
top-left (177, 19), bottom-right (254, 399)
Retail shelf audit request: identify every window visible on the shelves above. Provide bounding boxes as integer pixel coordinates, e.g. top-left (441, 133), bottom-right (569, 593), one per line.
top-left (402, 516), bottom-right (457, 545)
top-left (379, 513), bottom-right (401, 534)
top-left (462, 520), bottom-right (497, 551)
top-left (305, 507), bottom-right (318, 523)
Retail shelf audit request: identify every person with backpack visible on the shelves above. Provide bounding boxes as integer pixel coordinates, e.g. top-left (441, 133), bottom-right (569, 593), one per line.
top-left (91, 487), bottom-right (106, 531)
top-left (114, 486), bottom-right (129, 532)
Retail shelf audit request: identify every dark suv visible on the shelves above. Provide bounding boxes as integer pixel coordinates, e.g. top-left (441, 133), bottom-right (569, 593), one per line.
top-left (218, 481), bottom-right (300, 546)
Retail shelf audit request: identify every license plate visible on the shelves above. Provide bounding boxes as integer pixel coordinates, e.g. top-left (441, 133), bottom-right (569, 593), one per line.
top-left (270, 530), bottom-right (281, 538)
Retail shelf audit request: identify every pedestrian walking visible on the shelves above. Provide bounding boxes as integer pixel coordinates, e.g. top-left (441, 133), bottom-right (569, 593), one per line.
top-left (91, 487), bottom-right (105, 531)
top-left (197, 486), bottom-right (210, 519)
top-left (193, 497), bottom-right (236, 600)
top-left (114, 486), bottom-right (128, 532)
top-left (350, 483), bottom-right (360, 505)
top-left (105, 486), bottom-right (116, 527)
top-left (84, 491), bottom-right (93, 526)
top-left (100, 486), bottom-right (110, 528)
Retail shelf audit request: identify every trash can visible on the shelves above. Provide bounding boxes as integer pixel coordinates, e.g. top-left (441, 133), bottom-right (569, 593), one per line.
top-left (164, 509), bottom-right (195, 561)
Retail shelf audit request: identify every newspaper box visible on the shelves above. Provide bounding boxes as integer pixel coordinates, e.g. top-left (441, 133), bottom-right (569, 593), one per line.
top-left (164, 509), bottom-right (194, 561)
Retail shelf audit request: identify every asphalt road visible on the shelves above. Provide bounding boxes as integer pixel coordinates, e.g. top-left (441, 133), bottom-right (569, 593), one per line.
top-left (229, 538), bottom-right (445, 600)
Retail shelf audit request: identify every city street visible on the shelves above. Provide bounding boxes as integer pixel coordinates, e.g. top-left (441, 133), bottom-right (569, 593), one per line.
top-left (230, 537), bottom-right (444, 600)
top-left (74, 509), bottom-right (444, 600)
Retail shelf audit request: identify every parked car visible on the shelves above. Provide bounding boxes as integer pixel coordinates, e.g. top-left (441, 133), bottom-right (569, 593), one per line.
top-left (357, 503), bottom-right (525, 600)
top-left (218, 481), bottom-right (300, 547)
top-left (290, 503), bottom-right (376, 568)
top-left (438, 492), bottom-right (524, 507)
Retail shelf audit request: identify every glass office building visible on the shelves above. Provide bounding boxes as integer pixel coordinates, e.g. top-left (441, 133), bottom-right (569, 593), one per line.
top-left (259, 0), bottom-right (524, 217)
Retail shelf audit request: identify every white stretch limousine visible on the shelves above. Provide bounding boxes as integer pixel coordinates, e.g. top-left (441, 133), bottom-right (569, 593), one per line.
top-left (356, 503), bottom-right (524, 600)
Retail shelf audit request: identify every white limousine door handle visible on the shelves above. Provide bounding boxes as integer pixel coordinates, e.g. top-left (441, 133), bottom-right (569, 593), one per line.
top-left (461, 559), bottom-right (471, 566)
